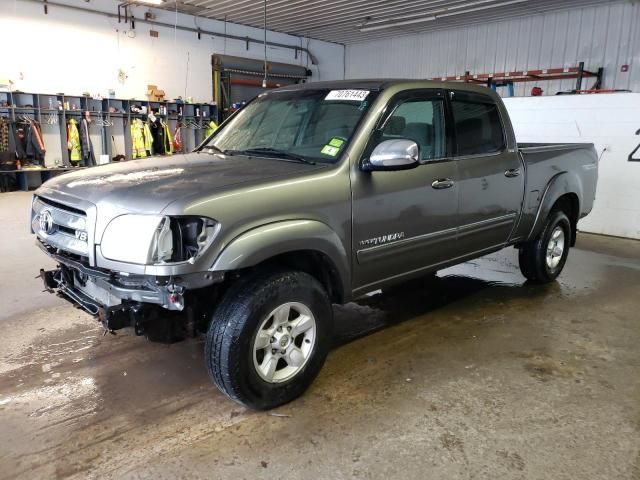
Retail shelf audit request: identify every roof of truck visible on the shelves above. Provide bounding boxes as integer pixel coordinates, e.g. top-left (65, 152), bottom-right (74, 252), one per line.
top-left (280, 79), bottom-right (497, 95)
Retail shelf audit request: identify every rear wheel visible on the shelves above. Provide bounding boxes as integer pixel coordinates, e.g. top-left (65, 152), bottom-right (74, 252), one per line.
top-left (519, 210), bottom-right (571, 283)
top-left (205, 270), bottom-right (332, 409)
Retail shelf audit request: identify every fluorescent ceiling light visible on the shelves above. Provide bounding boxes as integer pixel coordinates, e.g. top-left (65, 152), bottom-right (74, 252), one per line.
top-left (358, 0), bottom-right (529, 32)
top-left (360, 16), bottom-right (436, 32)
top-left (134, 0), bottom-right (164, 5)
top-left (437, 0), bottom-right (529, 18)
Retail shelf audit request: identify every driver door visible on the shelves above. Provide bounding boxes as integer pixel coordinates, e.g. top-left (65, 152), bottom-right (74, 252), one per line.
top-left (351, 89), bottom-right (459, 292)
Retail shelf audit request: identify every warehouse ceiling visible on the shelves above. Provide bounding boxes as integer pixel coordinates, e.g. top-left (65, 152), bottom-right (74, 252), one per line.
top-left (160, 0), bottom-right (617, 45)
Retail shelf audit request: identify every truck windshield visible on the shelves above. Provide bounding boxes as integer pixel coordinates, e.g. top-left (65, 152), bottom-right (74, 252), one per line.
top-left (204, 89), bottom-right (377, 164)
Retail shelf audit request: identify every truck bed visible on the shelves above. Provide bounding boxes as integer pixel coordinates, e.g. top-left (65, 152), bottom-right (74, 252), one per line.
top-left (510, 142), bottom-right (599, 244)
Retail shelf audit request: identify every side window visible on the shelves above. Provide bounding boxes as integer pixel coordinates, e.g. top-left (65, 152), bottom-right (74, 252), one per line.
top-left (451, 92), bottom-right (505, 156)
top-left (381, 97), bottom-right (445, 161)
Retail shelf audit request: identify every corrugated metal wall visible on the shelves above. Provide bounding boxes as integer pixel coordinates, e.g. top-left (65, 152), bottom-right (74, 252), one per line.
top-left (345, 1), bottom-right (640, 96)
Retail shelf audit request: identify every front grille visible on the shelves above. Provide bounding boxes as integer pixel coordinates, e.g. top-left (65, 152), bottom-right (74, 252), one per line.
top-left (35, 195), bottom-right (86, 216)
top-left (32, 196), bottom-right (90, 257)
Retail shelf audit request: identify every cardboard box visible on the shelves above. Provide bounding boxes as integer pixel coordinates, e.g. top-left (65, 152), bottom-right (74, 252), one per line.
top-left (146, 84), bottom-right (166, 101)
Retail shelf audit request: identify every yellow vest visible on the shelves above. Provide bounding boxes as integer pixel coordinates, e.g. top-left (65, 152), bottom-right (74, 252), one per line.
top-left (131, 119), bottom-right (147, 159)
top-left (163, 121), bottom-right (173, 155)
top-left (204, 120), bottom-right (218, 138)
top-left (67, 119), bottom-right (81, 162)
top-left (143, 123), bottom-right (153, 155)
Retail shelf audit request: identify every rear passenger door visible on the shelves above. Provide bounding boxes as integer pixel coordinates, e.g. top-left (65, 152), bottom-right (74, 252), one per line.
top-left (449, 90), bottom-right (524, 255)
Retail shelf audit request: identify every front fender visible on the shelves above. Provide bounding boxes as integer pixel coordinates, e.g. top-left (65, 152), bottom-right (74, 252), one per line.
top-left (211, 220), bottom-right (350, 296)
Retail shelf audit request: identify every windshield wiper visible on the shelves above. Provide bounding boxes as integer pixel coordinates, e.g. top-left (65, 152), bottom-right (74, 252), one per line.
top-left (238, 147), bottom-right (316, 165)
top-left (200, 144), bottom-right (229, 155)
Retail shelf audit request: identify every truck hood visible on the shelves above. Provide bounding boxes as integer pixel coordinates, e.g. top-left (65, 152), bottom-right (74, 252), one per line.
top-left (36, 153), bottom-right (325, 213)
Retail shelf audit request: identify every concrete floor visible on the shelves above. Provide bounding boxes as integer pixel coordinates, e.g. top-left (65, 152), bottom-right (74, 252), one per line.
top-left (1, 190), bottom-right (639, 480)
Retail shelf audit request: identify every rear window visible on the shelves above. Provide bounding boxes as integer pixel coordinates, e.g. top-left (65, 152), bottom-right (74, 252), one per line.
top-left (451, 92), bottom-right (505, 156)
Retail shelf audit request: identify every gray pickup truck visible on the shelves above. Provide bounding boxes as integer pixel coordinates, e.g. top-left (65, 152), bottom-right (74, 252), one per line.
top-left (32, 80), bottom-right (598, 409)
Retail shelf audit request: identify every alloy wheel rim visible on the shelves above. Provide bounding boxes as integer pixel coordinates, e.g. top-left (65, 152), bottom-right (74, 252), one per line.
top-left (546, 226), bottom-right (565, 269)
top-left (252, 302), bottom-right (317, 384)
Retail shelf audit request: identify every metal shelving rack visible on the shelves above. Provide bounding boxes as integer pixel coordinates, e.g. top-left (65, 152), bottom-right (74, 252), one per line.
top-left (0, 90), bottom-right (217, 166)
top-left (432, 62), bottom-right (604, 96)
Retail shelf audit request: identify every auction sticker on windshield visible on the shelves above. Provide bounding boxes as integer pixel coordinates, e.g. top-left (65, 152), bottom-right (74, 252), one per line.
top-left (325, 90), bottom-right (370, 101)
top-left (321, 137), bottom-right (346, 157)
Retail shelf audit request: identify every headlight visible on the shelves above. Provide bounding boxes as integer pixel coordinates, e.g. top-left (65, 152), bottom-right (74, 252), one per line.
top-left (100, 214), bottom-right (218, 265)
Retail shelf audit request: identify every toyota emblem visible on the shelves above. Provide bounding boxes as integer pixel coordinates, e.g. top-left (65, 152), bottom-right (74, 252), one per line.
top-left (39, 209), bottom-right (56, 235)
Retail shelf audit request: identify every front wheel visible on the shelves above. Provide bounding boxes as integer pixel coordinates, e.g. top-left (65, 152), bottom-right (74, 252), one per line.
top-left (518, 209), bottom-right (572, 283)
top-left (205, 270), bottom-right (332, 409)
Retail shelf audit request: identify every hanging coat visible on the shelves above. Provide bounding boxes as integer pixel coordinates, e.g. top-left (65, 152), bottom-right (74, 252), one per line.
top-left (162, 121), bottom-right (173, 155)
top-left (26, 121), bottom-right (46, 165)
top-left (173, 123), bottom-right (182, 153)
top-left (80, 118), bottom-right (95, 167)
top-left (0, 118), bottom-right (17, 170)
top-left (144, 122), bottom-right (153, 156)
top-left (67, 119), bottom-right (82, 164)
top-left (11, 123), bottom-right (27, 160)
top-left (131, 119), bottom-right (147, 159)
top-left (0, 118), bottom-right (9, 153)
top-left (151, 118), bottom-right (166, 155)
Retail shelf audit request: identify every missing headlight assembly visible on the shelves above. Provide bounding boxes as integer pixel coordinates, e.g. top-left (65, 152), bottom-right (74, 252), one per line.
top-left (100, 214), bottom-right (219, 265)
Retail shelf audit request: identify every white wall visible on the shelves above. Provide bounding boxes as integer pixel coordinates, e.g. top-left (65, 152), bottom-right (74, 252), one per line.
top-left (0, 0), bottom-right (344, 102)
top-left (346, 1), bottom-right (640, 96)
top-left (504, 93), bottom-right (640, 240)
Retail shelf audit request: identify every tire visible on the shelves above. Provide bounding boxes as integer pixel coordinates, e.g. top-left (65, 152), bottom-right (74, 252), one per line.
top-left (518, 209), bottom-right (572, 283)
top-left (205, 270), bottom-right (333, 409)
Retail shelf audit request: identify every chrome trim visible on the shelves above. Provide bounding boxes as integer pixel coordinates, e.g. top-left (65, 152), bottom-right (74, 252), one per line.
top-left (357, 226), bottom-right (457, 264)
top-left (431, 178), bottom-right (455, 189)
top-left (32, 193), bottom-right (97, 264)
top-left (457, 213), bottom-right (517, 237)
top-left (369, 139), bottom-right (419, 169)
top-left (453, 150), bottom-right (505, 161)
top-left (357, 213), bottom-right (517, 265)
top-left (32, 196), bottom-right (90, 256)
top-left (33, 197), bottom-right (87, 230)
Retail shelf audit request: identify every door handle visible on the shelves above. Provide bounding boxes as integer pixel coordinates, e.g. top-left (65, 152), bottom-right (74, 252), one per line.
top-left (505, 168), bottom-right (521, 178)
top-left (431, 178), bottom-right (455, 189)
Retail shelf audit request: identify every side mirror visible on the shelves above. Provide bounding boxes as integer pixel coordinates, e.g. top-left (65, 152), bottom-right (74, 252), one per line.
top-left (361, 139), bottom-right (420, 171)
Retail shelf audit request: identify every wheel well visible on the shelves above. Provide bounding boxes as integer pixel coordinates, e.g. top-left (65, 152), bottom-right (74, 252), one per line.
top-left (552, 193), bottom-right (579, 246)
top-left (254, 250), bottom-right (345, 304)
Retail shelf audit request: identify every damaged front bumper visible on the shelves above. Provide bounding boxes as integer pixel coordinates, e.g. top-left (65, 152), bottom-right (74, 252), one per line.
top-left (37, 240), bottom-right (224, 329)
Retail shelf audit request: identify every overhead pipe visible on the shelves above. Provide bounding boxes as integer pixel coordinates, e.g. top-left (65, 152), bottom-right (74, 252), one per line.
top-left (230, 78), bottom-right (285, 89)
top-left (19, 0), bottom-right (319, 64)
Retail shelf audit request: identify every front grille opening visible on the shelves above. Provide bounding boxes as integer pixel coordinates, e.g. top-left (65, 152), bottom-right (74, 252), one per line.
top-left (58, 225), bottom-right (76, 236)
top-left (36, 196), bottom-right (86, 217)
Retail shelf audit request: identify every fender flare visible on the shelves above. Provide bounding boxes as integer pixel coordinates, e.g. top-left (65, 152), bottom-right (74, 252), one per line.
top-left (211, 220), bottom-right (350, 298)
top-left (527, 171), bottom-right (583, 243)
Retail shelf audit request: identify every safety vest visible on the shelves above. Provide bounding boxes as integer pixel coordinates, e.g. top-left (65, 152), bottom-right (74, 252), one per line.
top-left (143, 122), bottom-right (153, 155)
top-left (67, 119), bottom-right (81, 163)
top-left (131, 119), bottom-right (147, 159)
top-left (204, 120), bottom-right (218, 139)
top-left (163, 121), bottom-right (173, 155)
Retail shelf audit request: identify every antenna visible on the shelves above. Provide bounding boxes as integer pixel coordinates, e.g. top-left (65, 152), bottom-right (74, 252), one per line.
top-left (262, 0), bottom-right (267, 89)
